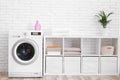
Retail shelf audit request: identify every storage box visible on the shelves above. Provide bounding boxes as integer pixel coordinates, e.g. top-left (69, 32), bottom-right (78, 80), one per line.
top-left (101, 46), bottom-right (114, 55)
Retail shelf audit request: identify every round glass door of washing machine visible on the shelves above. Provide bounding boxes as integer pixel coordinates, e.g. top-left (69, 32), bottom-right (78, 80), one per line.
top-left (12, 39), bottom-right (39, 65)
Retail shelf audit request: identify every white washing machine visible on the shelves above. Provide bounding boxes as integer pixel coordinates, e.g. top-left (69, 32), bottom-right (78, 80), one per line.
top-left (8, 30), bottom-right (43, 77)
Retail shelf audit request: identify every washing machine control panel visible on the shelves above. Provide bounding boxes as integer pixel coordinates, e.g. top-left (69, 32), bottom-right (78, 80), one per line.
top-left (31, 32), bottom-right (41, 35)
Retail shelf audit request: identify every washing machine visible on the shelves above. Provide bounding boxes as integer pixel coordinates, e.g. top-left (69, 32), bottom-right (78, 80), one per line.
top-left (8, 30), bottom-right (43, 77)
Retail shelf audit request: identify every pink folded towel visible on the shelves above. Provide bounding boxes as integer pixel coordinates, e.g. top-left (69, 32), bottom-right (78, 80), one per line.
top-left (64, 47), bottom-right (81, 52)
top-left (64, 52), bottom-right (81, 55)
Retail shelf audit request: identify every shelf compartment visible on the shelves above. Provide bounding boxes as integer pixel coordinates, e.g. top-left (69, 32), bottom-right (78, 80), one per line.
top-left (45, 38), bottom-right (63, 56)
top-left (82, 57), bottom-right (99, 74)
top-left (64, 38), bottom-right (81, 56)
top-left (101, 38), bottom-right (118, 56)
top-left (81, 38), bottom-right (99, 56)
top-left (46, 57), bottom-right (62, 74)
top-left (100, 57), bottom-right (118, 75)
top-left (64, 57), bottom-right (80, 74)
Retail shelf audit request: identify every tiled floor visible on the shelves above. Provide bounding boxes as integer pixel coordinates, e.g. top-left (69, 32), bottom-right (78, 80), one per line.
top-left (0, 72), bottom-right (120, 80)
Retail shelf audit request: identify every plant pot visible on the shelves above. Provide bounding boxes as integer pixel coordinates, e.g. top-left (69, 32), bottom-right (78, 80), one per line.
top-left (102, 28), bottom-right (108, 36)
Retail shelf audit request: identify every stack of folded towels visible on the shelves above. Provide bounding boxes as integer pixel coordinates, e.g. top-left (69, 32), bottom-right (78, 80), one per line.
top-left (46, 46), bottom-right (62, 55)
top-left (64, 47), bottom-right (81, 55)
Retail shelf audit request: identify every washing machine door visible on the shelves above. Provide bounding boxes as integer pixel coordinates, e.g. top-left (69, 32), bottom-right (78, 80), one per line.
top-left (13, 38), bottom-right (39, 65)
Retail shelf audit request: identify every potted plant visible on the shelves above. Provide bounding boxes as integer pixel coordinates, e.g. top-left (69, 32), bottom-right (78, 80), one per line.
top-left (95, 11), bottom-right (113, 35)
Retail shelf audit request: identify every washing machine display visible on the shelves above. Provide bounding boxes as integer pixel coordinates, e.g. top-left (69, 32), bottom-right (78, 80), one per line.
top-left (13, 39), bottom-right (39, 65)
top-left (16, 43), bottom-right (35, 61)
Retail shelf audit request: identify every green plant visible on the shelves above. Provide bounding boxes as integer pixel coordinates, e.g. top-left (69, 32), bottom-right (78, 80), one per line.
top-left (96, 11), bottom-right (113, 28)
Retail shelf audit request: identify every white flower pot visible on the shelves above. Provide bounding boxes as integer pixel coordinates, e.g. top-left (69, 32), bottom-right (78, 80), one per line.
top-left (102, 28), bottom-right (108, 36)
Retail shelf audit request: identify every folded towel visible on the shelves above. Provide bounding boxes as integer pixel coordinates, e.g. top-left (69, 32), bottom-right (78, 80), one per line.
top-left (47, 48), bottom-right (62, 52)
top-left (46, 46), bottom-right (62, 52)
top-left (47, 46), bottom-right (62, 48)
top-left (46, 51), bottom-right (62, 55)
top-left (64, 47), bottom-right (81, 52)
top-left (64, 52), bottom-right (81, 55)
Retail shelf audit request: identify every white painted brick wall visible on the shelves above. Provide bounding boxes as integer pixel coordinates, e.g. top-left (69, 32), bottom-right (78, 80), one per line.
top-left (0, 0), bottom-right (119, 72)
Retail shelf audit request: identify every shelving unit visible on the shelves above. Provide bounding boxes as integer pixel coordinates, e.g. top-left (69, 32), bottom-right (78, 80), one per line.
top-left (44, 36), bottom-right (119, 75)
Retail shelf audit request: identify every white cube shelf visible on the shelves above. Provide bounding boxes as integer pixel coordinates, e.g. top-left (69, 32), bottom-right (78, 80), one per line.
top-left (44, 36), bottom-right (119, 75)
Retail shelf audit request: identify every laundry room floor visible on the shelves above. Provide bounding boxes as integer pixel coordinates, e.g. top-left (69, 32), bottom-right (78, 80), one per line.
top-left (0, 72), bottom-right (120, 80)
